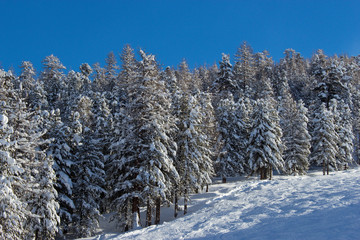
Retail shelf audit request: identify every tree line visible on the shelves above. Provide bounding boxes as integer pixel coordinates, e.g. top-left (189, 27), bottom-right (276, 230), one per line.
top-left (0, 43), bottom-right (359, 239)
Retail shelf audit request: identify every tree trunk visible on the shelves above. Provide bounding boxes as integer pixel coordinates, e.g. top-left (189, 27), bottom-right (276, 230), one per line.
top-left (327, 162), bottom-right (329, 175)
top-left (132, 197), bottom-right (140, 228)
top-left (184, 188), bottom-right (188, 215)
top-left (260, 167), bottom-right (267, 180)
top-left (206, 184), bottom-right (209, 193)
top-left (222, 176), bottom-right (227, 183)
top-left (155, 197), bottom-right (161, 224)
top-left (323, 159), bottom-right (326, 175)
top-left (269, 166), bottom-right (273, 180)
top-left (146, 198), bottom-right (152, 226)
top-left (125, 198), bottom-right (131, 231)
top-left (174, 191), bottom-right (178, 218)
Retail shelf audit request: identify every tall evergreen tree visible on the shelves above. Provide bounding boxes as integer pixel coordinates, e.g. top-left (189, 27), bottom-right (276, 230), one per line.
top-left (248, 99), bottom-right (284, 180)
top-left (0, 70), bottom-right (28, 238)
top-left (0, 111), bottom-right (27, 240)
top-left (330, 100), bottom-right (354, 170)
top-left (46, 109), bottom-right (76, 235)
top-left (233, 42), bottom-right (256, 98)
top-left (40, 55), bottom-right (66, 110)
top-left (107, 50), bottom-right (179, 230)
top-left (310, 103), bottom-right (339, 175)
top-left (213, 53), bottom-right (237, 96)
top-left (281, 98), bottom-right (311, 175)
top-left (215, 94), bottom-right (248, 182)
top-left (176, 92), bottom-right (214, 215)
top-left (72, 97), bottom-right (106, 237)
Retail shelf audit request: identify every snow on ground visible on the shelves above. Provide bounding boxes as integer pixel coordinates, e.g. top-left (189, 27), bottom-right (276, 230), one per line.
top-left (81, 168), bottom-right (360, 240)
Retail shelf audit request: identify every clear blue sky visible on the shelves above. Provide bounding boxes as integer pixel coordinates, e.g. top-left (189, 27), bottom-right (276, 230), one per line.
top-left (1, 0), bottom-right (359, 73)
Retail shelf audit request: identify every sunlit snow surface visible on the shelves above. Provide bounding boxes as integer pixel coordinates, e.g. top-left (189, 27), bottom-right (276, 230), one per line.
top-left (80, 168), bottom-right (360, 240)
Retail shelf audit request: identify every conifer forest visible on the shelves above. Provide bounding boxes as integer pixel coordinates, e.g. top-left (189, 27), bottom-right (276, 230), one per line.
top-left (1, 43), bottom-right (360, 239)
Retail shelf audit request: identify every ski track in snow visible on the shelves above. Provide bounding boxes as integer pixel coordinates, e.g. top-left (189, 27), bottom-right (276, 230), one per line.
top-left (80, 168), bottom-right (360, 240)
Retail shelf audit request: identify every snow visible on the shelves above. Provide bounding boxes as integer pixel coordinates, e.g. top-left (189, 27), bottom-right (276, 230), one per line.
top-left (78, 168), bottom-right (360, 240)
top-left (0, 114), bottom-right (8, 126)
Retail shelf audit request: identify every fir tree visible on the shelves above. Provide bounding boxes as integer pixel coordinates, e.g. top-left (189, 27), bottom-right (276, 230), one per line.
top-left (46, 109), bottom-right (76, 235)
top-left (72, 98), bottom-right (106, 237)
top-left (310, 103), bottom-right (339, 175)
top-left (281, 99), bottom-right (311, 175)
top-left (176, 92), bottom-right (214, 215)
top-left (107, 50), bottom-right (179, 230)
top-left (0, 103), bottom-right (27, 239)
top-left (40, 55), bottom-right (66, 110)
top-left (233, 42), bottom-right (255, 98)
top-left (330, 100), bottom-right (354, 170)
top-left (248, 99), bottom-right (284, 180)
top-left (215, 94), bottom-right (248, 182)
top-left (213, 53), bottom-right (238, 99)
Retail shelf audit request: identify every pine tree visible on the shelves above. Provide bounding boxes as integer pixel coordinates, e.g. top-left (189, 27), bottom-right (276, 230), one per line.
top-left (92, 63), bottom-right (107, 93)
top-left (0, 70), bottom-right (27, 239)
top-left (280, 49), bottom-right (310, 102)
top-left (254, 50), bottom-right (275, 100)
top-left (233, 42), bottom-right (255, 98)
top-left (0, 79), bottom-right (28, 239)
top-left (338, 102), bottom-right (354, 170)
top-left (1, 69), bottom-right (60, 239)
top-left (248, 99), bottom-right (284, 180)
top-left (176, 92), bottom-right (214, 215)
top-left (215, 94), bottom-right (248, 182)
top-left (72, 97), bottom-right (106, 237)
top-left (176, 60), bottom-right (192, 92)
top-left (310, 103), bottom-right (339, 175)
top-left (19, 61), bottom-right (49, 111)
top-left (0, 130), bottom-right (27, 239)
top-left (213, 53), bottom-right (238, 99)
top-left (107, 50), bottom-right (179, 230)
top-left (120, 45), bottom-right (138, 88)
top-left (281, 99), bottom-right (311, 175)
top-left (105, 51), bottom-right (120, 91)
top-left (15, 109), bottom-right (60, 240)
top-left (40, 55), bottom-right (66, 110)
top-left (330, 100), bottom-right (354, 170)
top-left (46, 109), bottom-right (76, 235)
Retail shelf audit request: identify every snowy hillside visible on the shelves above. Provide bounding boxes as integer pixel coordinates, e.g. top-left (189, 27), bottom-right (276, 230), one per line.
top-left (81, 168), bottom-right (360, 240)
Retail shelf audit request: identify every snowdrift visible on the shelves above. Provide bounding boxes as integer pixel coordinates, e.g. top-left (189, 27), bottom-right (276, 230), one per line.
top-left (81, 168), bottom-right (360, 240)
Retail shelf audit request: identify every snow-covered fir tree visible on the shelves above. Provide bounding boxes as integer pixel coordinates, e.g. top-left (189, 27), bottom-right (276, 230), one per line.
top-left (105, 102), bottom-right (134, 230)
top-left (233, 42), bottom-right (256, 98)
top-left (215, 94), bottom-right (248, 182)
top-left (11, 105), bottom-right (60, 240)
top-left (0, 69), bottom-right (60, 240)
top-left (310, 103), bottom-right (339, 175)
top-left (19, 61), bottom-right (48, 111)
top-left (176, 60), bottom-right (193, 92)
top-left (337, 102), bottom-right (354, 169)
top-left (175, 92), bottom-right (214, 215)
top-left (0, 70), bottom-right (30, 238)
top-left (329, 100), bottom-right (354, 170)
top-left (0, 110), bottom-right (27, 240)
top-left (92, 63), bottom-right (107, 93)
top-left (40, 55), bottom-right (66, 111)
top-left (248, 99), bottom-right (284, 180)
top-left (46, 109), bottom-right (76, 235)
top-left (281, 97), bottom-right (311, 175)
top-left (105, 51), bottom-right (120, 91)
top-left (71, 97), bottom-right (106, 237)
top-left (107, 50), bottom-right (179, 230)
top-left (213, 53), bottom-right (238, 98)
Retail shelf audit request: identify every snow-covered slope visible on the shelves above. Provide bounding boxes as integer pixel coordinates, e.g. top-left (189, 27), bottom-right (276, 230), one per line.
top-left (83, 168), bottom-right (360, 240)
